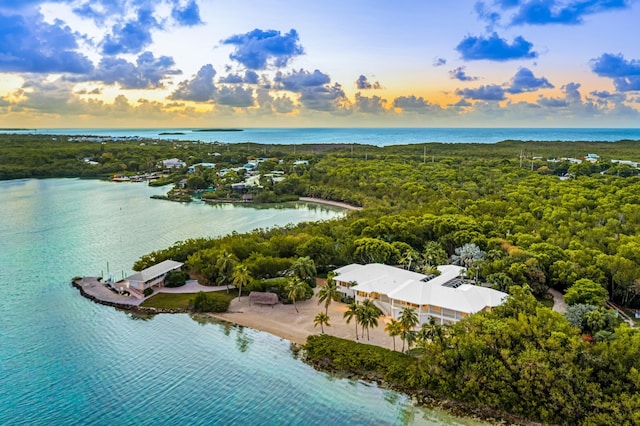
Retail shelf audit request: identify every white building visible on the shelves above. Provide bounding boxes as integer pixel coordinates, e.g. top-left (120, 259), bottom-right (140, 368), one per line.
top-left (333, 263), bottom-right (507, 325)
top-left (124, 260), bottom-right (184, 296)
top-left (162, 158), bottom-right (186, 169)
top-left (188, 162), bottom-right (216, 173)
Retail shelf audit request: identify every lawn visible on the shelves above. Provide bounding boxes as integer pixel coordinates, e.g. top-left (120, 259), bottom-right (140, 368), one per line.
top-left (140, 292), bottom-right (197, 310)
top-left (140, 289), bottom-right (238, 310)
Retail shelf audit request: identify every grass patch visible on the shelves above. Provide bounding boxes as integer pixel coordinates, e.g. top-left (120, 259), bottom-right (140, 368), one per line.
top-left (140, 292), bottom-right (197, 310)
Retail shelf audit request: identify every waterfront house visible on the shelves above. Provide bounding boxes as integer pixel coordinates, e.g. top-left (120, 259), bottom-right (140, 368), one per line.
top-left (333, 263), bottom-right (507, 325)
top-left (188, 162), bottom-right (216, 173)
top-left (124, 260), bottom-right (184, 293)
top-left (162, 158), bottom-right (186, 169)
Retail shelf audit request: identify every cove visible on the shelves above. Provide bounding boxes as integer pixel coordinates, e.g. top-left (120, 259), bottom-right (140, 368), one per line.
top-left (0, 179), bottom-right (487, 425)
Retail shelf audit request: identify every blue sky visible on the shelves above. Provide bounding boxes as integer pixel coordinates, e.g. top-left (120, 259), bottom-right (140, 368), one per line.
top-left (0, 0), bottom-right (639, 127)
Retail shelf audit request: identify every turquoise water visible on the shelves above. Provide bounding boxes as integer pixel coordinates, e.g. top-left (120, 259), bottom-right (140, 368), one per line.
top-left (0, 179), bottom-right (483, 425)
top-left (2, 127), bottom-right (640, 145)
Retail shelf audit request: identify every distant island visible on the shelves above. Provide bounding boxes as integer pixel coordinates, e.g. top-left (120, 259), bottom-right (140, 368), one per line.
top-left (158, 132), bottom-right (187, 135)
top-left (192, 128), bottom-right (243, 132)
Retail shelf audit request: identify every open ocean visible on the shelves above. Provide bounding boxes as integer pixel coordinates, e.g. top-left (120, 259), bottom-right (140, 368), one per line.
top-left (2, 127), bottom-right (640, 145)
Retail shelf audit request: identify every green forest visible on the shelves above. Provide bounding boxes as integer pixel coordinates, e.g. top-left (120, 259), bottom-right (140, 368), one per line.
top-left (3, 133), bottom-right (640, 424)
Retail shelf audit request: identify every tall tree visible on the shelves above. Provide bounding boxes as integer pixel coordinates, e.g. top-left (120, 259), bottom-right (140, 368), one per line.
top-left (422, 241), bottom-right (448, 267)
top-left (399, 307), bottom-right (419, 353)
top-left (317, 273), bottom-right (341, 315)
top-left (343, 301), bottom-right (359, 341)
top-left (313, 312), bottom-right (330, 334)
top-left (232, 264), bottom-right (252, 298)
top-left (286, 277), bottom-right (308, 313)
top-left (358, 299), bottom-right (382, 340)
top-left (288, 256), bottom-right (317, 286)
top-left (216, 251), bottom-right (238, 292)
top-left (384, 318), bottom-right (402, 351)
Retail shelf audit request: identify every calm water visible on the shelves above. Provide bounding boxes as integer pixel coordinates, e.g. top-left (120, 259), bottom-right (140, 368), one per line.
top-left (0, 179), bottom-right (484, 425)
top-left (2, 127), bottom-right (640, 145)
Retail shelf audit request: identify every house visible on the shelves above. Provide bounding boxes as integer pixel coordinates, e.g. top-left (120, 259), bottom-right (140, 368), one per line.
top-left (188, 162), bottom-right (216, 173)
top-left (162, 158), bottom-right (186, 169)
top-left (123, 260), bottom-right (184, 294)
top-left (333, 263), bottom-right (507, 325)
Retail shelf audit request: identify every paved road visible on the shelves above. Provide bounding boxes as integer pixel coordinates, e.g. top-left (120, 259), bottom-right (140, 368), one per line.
top-left (548, 288), bottom-right (567, 313)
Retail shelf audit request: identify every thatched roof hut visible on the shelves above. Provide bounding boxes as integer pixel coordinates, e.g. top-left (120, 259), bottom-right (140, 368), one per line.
top-left (249, 291), bottom-right (279, 306)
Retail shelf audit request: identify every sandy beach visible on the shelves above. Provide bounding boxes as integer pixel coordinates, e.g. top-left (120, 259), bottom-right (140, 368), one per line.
top-left (298, 197), bottom-right (363, 211)
top-left (210, 286), bottom-right (397, 350)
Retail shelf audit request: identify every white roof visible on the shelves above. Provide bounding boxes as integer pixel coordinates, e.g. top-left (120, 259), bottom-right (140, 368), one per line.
top-left (334, 263), bottom-right (425, 288)
top-left (334, 263), bottom-right (507, 314)
top-left (126, 260), bottom-right (183, 283)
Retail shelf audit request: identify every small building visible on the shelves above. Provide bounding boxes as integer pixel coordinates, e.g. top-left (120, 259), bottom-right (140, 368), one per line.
top-left (124, 260), bottom-right (184, 292)
top-left (333, 263), bottom-right (507, 325)
top-left (162, 158), bottom-right (186, 169)
top-left (188, 162), bottom-right (216, 173)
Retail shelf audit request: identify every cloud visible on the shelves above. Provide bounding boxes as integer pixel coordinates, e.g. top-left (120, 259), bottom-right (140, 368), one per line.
top-left (354, 93), bottom-right (386, 113)
top-left (590, 90), bottom-right (626, 103)
top-left (506, 67), bottom-right (554, 93)
top-left (222, 28), bottom-right (304, 70)
top-left (101, 8), bottom-right (159, 55)
top-left (274, 69), bottom-right (331, 91)
top-left (433, 57), bottom-right (447, 67)
top-left (591, 53), bottom-right (640, 91)
top-left (87, 52), bottom-right (180, 89)
top-left (393, 95), bottom-right (439, 112)
top-left (537, 97), bottom-right (569, 107)
top-left (449, 66), bottom-right (478, 81)
top-left (563, 82), bottom-right (583, 103)
top-left (456, 84), bottom-right (506, 100)
top-left (510, 0), bottom-right (630, 26)
top-left (456, 32), bottom-right (537, 61)
top-left (536, 81), bottom-right (583, 107)
top-left (215, 86), bottom-right (255, 107)
top-left (255, 88), bottom-right (296, 113)
top-left (356, 75), bottom-right (381, 89)
top-left (171, 0), bottom-right (203, 26)
top-left (170, 64), bottom-right (216, 102)
top-left (272, 95), bottom-right (296, 113)
top-left (299, 83), bottom-right (349, 112)
top-left (219, 71), bottom-right (259, 84)
top-left (475, 0), bottom-right (631, 27)
top-left (0, 12), bottom-right (93, 73)
top-left (450, 98), bottom-right (473, 107)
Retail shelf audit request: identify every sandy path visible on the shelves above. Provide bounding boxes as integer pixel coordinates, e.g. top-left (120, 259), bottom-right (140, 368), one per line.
top-left (210, 289), bottom-right (398, 350)
top-left (298, 197), bottom-right (362, 211)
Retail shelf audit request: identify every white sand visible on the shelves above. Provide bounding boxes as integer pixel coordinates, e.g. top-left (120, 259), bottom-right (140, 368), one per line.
top-left (210, 289), bottom-right (397, 350)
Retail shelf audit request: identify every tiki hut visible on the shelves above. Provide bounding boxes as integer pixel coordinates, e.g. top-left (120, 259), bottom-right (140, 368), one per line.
top-left (249, 291), bottom-right (279, 306)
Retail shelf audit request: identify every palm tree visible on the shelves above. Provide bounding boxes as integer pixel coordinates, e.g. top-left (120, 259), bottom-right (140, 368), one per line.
top-left (343, 301), bottom-right (359, 341)
top-left (317, 273), bottom-right (341, 315)
top-left (288, 256), bottom-right (317, 285)
top-left (313, 312), bottom-right (330, 333)
top-left (452, 243), bottom-right (486, 281)
top-left (399, 307), bottom-right (419, 353)
top-left (422, 241), bottom-right (448, 267)
top-left (401, 247), bottom-right (420, 271)
top-left (286, 277), bottom-right (307, 313)
top-left (232, 264), bottom-right (251, 298)
top-left (384, 318), bottom-right (402, 351)
top-left (216, 251), bottom-right (238, 293)
top-left (358, 299), bottom-right (382, 340)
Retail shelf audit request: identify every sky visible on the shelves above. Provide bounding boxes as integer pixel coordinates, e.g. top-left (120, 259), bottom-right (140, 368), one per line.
top-left (0, 0), bottom-right (639, 128)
